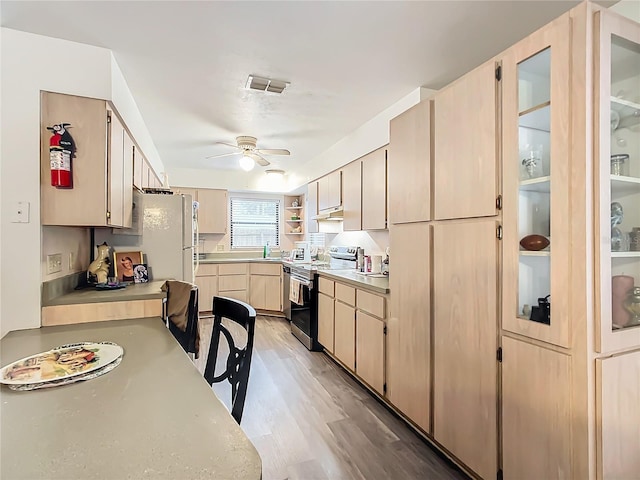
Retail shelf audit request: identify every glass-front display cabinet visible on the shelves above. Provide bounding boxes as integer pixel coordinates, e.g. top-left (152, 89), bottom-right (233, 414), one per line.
top-left (502, 16), bottom-right (571, 348)
top-left (595, 11), bottom-right (640, 353)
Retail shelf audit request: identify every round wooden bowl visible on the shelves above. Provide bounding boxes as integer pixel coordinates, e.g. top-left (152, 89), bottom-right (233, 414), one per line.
top-left (520, 234), bottom-right (550, 251)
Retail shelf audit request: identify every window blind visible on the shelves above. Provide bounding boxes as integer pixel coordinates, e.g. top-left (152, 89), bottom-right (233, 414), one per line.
top-left (230, 198), bottom-right (280, 248)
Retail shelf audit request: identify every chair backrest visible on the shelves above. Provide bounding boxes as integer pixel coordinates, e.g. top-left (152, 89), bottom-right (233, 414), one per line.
top-left (165, 283), bottom-right (199, 356)
top-left (203, 296), bottom-right (257, 424)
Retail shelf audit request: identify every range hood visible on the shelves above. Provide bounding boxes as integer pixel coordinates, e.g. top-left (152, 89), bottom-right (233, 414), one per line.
top-left (313, 206), bottom-right (344, 221)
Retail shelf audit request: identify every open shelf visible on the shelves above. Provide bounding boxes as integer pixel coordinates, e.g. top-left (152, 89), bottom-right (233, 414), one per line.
top-left (285, 206), bottom-right (303, 210)
top-left (286, 232), bottom-right (304, 235)
top-left (286, 219), bottom-right (303, 223)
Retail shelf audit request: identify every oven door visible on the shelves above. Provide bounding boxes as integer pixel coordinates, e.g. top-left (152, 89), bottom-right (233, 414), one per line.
top-left (290, 276), bottom-right (320, 351)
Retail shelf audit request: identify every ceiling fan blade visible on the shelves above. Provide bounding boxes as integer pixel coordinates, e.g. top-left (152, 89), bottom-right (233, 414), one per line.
top-left (254, 148), bottom-right (290, 156)
top-left (205, 151), bottom-right (242, 160)
top-left (214, 141), bottom-right (242, 150)
top-left (249, 152), bottom-right (270, 167)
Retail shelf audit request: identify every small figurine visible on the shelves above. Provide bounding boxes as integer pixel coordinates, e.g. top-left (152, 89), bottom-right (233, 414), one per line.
top-left (292, 200), bottom-right (299, 207)
top-left (88, 242), bottom-right (111, 284)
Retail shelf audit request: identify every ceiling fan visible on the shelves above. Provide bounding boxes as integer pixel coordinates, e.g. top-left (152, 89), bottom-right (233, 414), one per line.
top-left (206, 136), bottom-right (290, 171)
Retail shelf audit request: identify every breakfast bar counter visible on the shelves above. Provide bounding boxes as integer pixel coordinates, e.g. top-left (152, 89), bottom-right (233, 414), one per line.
top-left (42, 280), bottom-right (166, 307)
top-left (0, 318), bottom-right (262, 479)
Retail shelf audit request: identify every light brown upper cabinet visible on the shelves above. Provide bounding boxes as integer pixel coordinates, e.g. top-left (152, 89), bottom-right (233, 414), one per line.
top-left (593, 10), bottom-right (640, 353)
top-left (342, 160), bottom-right (362, 231)
top-left (133, 146), bottom-right (144, 191)
top-left (388, 101), bottom-right (431, 224)
top-left (40, 91), bottom-right (133, 227)
top-left (433, 60), bottom-right (499, 220)
top-left (195, 189), bottom-right (227, 234)
top-left (432, 219), bottom-right (498, 480)
top-left (501, 13), bottom-right (571, 349)
top-left (361, 147), bottom-right (387, 230)
top-left (172, 187), bottom-right (227, 234)
top-left (141, 160), bottom-right (150, 189)
top-left (307, 181), bottom-right (319, 233)
top-left (318, 170), bottom-right (342, 212)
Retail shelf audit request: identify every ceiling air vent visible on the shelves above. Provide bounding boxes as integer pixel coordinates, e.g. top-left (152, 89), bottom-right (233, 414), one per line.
top-left (245, 75), bottom-right (289, 94)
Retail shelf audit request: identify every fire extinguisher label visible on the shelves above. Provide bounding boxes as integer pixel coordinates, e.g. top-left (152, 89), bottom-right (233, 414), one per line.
top-left (50, 149), bottom-right (70, 170)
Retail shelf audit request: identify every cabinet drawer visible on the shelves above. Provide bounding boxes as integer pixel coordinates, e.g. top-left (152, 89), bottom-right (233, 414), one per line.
top-left (335, 282), bottom-right (356, 306)
top-left (219, 263), bottom-right (248, 275)
top-left (250, 263), bottom-right (281, 276)
top-left (318, 277), bottom-right (335, 296)
top-left (197, 264), bottom-right (218, 276)
top-left (219, 274), bottom-right (247, 291)
top-left (357, 289), bottom-right (386, 319)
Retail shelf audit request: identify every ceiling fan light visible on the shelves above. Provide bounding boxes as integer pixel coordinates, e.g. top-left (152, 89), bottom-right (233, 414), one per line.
top-left (265, 169), bottom-right (285, 179)
top-left (239, 155), bottom-right (255, 171)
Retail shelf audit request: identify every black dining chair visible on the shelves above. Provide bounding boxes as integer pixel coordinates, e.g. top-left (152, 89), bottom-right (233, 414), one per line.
top-left (203, 296), bottom-right (257, 424)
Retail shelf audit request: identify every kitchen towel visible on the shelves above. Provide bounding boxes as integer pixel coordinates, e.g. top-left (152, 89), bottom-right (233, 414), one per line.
top-left (161, 280), bottom-right (201, 358)
top-left (289, 278), bottom-right (303, 306)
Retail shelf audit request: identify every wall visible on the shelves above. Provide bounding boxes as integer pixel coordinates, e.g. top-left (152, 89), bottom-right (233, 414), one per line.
top-left (41, 227), bottom-right (91, 282)
top-left (205, 191), bottom-right (297, 254)
top-left (0, 28), bottom-right (162, 337)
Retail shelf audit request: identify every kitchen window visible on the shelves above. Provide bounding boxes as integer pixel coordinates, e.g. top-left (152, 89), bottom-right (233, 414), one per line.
top-left (230, 198), bottom-right (280, 249)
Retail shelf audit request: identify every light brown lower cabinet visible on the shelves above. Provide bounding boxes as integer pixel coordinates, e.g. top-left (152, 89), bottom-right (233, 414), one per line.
top-left (433, 219), bottom-right (498, 480)
top-left (597, 349), bottom-right (640, 479)
top-left (195, 263), bottom-right (218, 313)
top-left (248, 262), bottom-right (282, 311)
top-left (334, 300), bottom-right (356, 370)
top-left (355, 310), bottom-right (384, 394)
top-left (42, 299), bottom-right (163, 326)
top-left (249, 275), bottom-right (281, 311)
top-left (502, 336), bottom-right (572, 480)
top-left (317, 292), bottom-right (335, 353)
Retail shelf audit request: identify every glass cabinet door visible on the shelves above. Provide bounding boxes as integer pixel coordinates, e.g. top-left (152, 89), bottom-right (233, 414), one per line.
top-left (502, 15), bottom-right (571, 348)
top-left (595, 10), bottom-right (640, 353)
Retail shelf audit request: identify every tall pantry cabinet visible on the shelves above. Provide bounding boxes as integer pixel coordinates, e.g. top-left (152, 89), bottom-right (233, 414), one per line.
top-left (500, 4), bottom-right (640, 480)
top-left (386, 3), bottom-right (640, 479)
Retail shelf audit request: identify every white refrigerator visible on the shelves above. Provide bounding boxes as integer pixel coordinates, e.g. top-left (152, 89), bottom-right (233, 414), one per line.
top-left (97, 191), bottom-right (197, 283)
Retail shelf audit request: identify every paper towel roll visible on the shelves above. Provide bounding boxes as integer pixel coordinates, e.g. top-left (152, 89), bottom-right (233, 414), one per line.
top-left (371, 255), bottom-right (382, 274)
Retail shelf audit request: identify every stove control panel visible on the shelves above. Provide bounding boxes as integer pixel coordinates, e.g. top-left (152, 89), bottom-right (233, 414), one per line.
top-left (328, 245), bottom-right (359, 261)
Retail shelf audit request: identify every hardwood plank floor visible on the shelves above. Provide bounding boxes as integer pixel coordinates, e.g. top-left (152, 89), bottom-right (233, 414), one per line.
top-left (195, 315), bottom-right (468, 480)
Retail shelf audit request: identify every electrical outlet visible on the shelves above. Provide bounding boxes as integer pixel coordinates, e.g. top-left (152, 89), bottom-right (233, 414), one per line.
top-left (47, 253), bottom-right (62, 274)
top-left (216, 244), bottom-right (224, 251)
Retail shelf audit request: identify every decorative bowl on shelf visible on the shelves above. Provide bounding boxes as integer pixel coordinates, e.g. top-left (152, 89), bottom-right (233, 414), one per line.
top-left (519, 234), bottom-right (550, 251)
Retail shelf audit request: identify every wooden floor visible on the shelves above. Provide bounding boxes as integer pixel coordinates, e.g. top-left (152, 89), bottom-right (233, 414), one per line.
top-left (195, 315), bottom-right (468, 480)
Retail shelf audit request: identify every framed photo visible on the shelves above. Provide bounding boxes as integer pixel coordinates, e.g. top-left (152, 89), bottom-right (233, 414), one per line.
top-left (114, 251), bottom-right (143, 283)
top-left (133, 264), bottom-right (149, 284)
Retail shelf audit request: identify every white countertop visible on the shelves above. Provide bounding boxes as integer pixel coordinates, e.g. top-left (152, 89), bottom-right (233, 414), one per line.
top-left (0, 318), bottom-right (262, 479)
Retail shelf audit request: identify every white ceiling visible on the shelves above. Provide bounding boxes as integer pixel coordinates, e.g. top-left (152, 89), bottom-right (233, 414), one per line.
top-left (1, 0), bottom-right (597, 191)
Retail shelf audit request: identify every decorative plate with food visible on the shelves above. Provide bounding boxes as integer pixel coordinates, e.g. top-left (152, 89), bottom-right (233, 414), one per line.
top-left (0, 342), bottom-right (123, 385)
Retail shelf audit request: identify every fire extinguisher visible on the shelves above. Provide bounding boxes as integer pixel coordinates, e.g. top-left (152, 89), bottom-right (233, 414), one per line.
top-left (47, 123), bottom-right (75, 188)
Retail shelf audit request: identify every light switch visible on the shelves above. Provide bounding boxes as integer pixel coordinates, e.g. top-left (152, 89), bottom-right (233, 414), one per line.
top-left (11, 201), bottom-right (30, 223)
